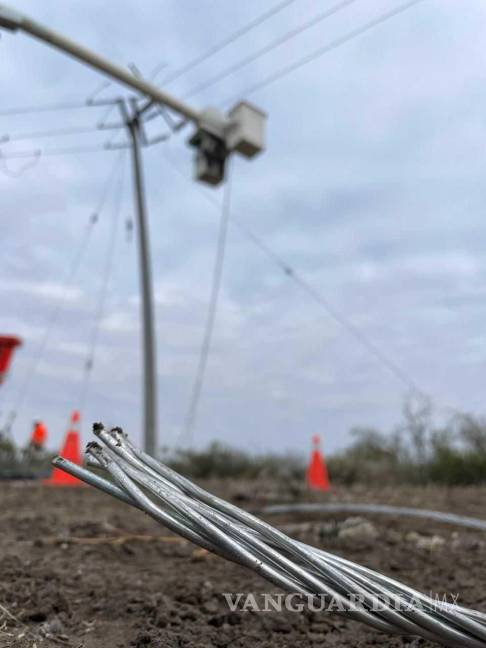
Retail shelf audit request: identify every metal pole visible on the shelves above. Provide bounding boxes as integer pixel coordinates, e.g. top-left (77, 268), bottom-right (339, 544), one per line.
top-left (127, 118), bottom-right (157, 456)
top-left (0, 4), bottom-right (200, 124)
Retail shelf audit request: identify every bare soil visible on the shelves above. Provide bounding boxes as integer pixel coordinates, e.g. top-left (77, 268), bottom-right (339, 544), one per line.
top-left (1, 480), bottom-right (486, 647)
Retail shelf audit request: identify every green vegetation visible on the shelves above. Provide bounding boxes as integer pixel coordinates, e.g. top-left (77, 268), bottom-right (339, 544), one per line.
top-left (328, 398), bottom-right (486, 486)
top-left (167, 440), bottom-right (304, 481)
top-left (3, 396), bottom-right (486, 486)
top-left (168, 397), bottom-right (486, 486)
top-left (0, 433), bottom-right (53, 479)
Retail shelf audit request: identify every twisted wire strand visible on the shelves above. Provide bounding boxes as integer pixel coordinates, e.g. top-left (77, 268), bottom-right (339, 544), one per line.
top-left (260, 503), bottom-right (486, 533)
top-left (54, 448), bottom-right (486, 633)
top-left (53, 425), bottom-right (486, 647)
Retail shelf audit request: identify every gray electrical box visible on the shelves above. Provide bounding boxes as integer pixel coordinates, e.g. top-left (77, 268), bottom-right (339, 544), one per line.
top-left (189, 129), bottom-right (227, 186)
top-left (188, 107), bottom-right (228, 186)
top-left (188, 103), bottom-right (266, 186)
top-left (226, 101), bottom-right (266, 158)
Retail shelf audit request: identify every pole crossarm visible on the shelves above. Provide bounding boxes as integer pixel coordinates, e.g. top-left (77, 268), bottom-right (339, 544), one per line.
top-left (0, 4), bottom-right (200, 123)
top-left (0, 4), bottom-right (266, 453)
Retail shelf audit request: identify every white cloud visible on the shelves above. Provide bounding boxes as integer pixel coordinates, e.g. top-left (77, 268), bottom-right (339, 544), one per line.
top-left (2, 0), bottom-right (486, 452)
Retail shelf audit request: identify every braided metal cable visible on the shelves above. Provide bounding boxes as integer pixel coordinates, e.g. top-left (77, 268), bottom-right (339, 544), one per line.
top-left (52, 425), bottom-right (486, 647)
top-left (260, 503), bottom-right (486, 533)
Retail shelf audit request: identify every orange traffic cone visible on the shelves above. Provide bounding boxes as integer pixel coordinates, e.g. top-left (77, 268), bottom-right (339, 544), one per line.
top-left (45, 410), bottom-right (83, 486)
top-left (306, 434), bottom-right (330, 491)
top-left (30, 420), bottom-right (48, 449)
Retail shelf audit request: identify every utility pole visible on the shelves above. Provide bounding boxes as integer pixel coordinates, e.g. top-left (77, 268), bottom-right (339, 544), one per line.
top-left (126, 116), bottom-right (157, 456)
top-left (0, 4), bottom-right (266, 455)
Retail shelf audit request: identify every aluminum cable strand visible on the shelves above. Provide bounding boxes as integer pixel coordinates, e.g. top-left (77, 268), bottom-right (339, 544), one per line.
top-left (89, 438), bottom-right (409, 636)
top-left (90, 429), bottom-right (486, 646)
top-left (110, 430), bottom-right (486, 643)
top-left (52, 453), bottom-right (486, 637)
top-left (53, 426), bottom-right (486, 647)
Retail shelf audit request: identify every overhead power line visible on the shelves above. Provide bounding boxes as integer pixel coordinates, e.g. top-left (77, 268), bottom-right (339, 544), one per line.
top-left (140, 0), bottom-right (421, 142)
top-left (183, 0), bottom-right (356, 100)
top-left (160, 150), bottom-right (426, 399)
top-left (0, 124), bottom-right (123, 144)
top-left (234, 219), bottom-right (423, 395)
top-left (221, 0), bottom-right (425, 105)
top-left (79, 152), bottom-right (126, 415)
top-left (4, 152), bottom-right (124, 434)
top-left (0, 145), bottom-right (123, 160)
top-left (137, 0), bottom-right (296, 116)
top-left (156, 0), bottom-right (296, 88)
top-left (0, 98), bottom-right (118, 117)
top-left (182, 159), bottom-right (234, 447)
top-left (288, 272), bottom-right (422, 394)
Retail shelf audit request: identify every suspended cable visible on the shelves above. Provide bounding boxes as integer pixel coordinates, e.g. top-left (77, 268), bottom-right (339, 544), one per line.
top-left (137, 0), bottom-right (297, 115)
top-left (79, 152), bottom-right (127, 416)
top-left (165, 0), bottom-right (297, 85)
top-left (4, 218), bottom-right (97, 431)
top-left (183, 0), bottom-right (356, 100)
top-left (289, 272), bottom-right (422, 394)
top-left (0, 145), bottom-right (124, 160)
top-left (85, 81), bottom-right (112, 105)
top-left (4, 153), bottom-right (124, 434)
top-left (181, 159), bottom-right (234, 448)
top-left (93, 61), bottom-right (168, 128)
top-left (137, 0), bottom-right (420, 141)
top-left (0, 124), bottom-right (124, 144)
top-left (148, 61), bottom-right (168, 82)
top-left (160, 150), bottom-right (427, 401)
top-left (96, 101), bottom-right (118, 129)
top-left (0, 98), bottom-right (118, 117)
top-left (221, 0), bottom-right (424, 105)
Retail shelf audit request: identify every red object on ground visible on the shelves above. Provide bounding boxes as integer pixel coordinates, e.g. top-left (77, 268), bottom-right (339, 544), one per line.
top-left (31, 421), bottom-right (48, 449)
top-left (45, 411), bottom-right (83, 486)
top-left (0, 335), bottom-right (22, 384)
top-left (306, 434), bottom-right (330, 491)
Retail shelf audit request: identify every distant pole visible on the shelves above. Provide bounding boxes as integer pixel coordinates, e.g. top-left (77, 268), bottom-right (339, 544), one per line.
top-left (127, 117), bottom-right (157, 456)
top-left (0, 3), bottom-right (266, 454)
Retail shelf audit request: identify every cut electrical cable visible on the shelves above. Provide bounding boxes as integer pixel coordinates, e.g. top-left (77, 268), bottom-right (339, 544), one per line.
top-left (53, 424), bottom-right (486, 648)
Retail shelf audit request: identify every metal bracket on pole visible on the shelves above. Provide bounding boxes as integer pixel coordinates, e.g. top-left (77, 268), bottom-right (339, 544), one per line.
top-left (0, 3), bottom-right (267, 452)
top-left (0, 3), bottom-right (267, 186)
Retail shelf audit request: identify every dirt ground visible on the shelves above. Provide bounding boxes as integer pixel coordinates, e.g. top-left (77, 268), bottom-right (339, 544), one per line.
top-left (1, 480), bottom-right (486, 648)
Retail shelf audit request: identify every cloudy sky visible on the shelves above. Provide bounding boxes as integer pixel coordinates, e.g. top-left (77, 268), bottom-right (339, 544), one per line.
top-left (1, 0), bottom-right (485, 455)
